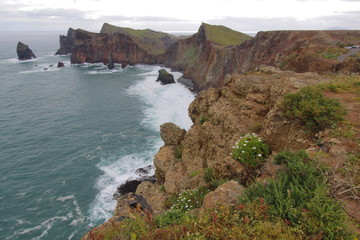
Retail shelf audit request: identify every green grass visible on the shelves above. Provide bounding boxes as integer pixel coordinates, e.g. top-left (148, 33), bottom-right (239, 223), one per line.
top-left (100, 23), bottom-right (179, 55)
top-left (202, 23), bottom-right (252, 47)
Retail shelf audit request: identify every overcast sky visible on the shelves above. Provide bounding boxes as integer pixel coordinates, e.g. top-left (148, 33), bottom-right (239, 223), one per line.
top-left (0, 0), bottom-right (359, 33)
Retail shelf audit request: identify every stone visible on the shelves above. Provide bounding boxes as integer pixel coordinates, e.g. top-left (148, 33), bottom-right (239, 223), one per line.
top-left (160, 122), bottom-right (186, 146)
top-left (16, 41), bottom-right (36, 60)
top-left (135, 165), bottom-right (153, 176)
top-left (135, 181), bottom-right (168, 214)
top-left (57, 62), bottom-right (65, 67)
top-left (114, 177), bottom-right (156, 198)
top-left (202, 181), bottom-right (244, 210)
top-left (156, 69), bottom-right (175, 85)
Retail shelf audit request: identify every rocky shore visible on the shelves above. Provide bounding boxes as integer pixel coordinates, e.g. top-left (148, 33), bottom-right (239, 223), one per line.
top-left (53, 23), bottom-right (360, 239)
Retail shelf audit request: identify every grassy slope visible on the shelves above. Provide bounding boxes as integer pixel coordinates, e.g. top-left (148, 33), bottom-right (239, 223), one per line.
top-left (100, 23), bottom-right (178, 55)
top-left (202, 23), bottom-right (252, 47)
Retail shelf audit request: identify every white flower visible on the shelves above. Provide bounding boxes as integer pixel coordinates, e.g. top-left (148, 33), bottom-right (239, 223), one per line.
top-left (243, 144), bottom-right (247, 146)
top-left (258, 153), bottom-right (262, 157)
top-left (242, 151), bottom-right (245, 153)
top-left (253, 147), bottom-right (256, 149)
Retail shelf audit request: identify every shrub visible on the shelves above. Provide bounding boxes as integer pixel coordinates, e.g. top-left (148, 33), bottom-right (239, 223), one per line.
top-left (231, 133), bottom-right (269, 168)
top-left (199, 116), bottom-right (207, 125)
top-left (154, 209), bottom-right (185, 228)
top-left (174, 146), bottom-right (182, 159)
top-left (242, 150), bottom-right (352, 240)
top-left (283, 87), bottom-right (346, 132)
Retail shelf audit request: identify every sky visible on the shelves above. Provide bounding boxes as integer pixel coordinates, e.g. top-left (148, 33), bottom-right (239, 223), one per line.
top-left (0, 0), bottom-right (359, 33)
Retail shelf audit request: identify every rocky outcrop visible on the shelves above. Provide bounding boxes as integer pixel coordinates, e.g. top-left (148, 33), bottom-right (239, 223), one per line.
top-left (201, 181), bottom-right (244, 210)
top-left (160, 122), bottom-right (186, 146)
top-left (107, 54), bottom-right (115, 70)
top-left (156, 69), bottom-right (175, 85)
top-left (57, 62), bottom-right (64, 67)
top-left (16, 42), bottom-right (36, 60)
top-left (55, 28), bottom-right (76, 55)
top-left (153, 68), bottom-right (329, 193)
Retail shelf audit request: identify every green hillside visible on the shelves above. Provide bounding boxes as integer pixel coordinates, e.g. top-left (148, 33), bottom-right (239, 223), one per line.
top-left (100, 23), bottom-right (179, 55)
top-left (202, 23), bottom-right (252, 47)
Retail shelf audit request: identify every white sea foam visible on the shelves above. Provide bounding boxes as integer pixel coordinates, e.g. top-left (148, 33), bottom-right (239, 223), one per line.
top-left (127, 66), bottom-right (195, 131)
top-left (89, 65), bottom-right (195, 225)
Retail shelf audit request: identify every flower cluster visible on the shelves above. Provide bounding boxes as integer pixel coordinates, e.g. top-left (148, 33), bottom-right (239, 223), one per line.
top-left (231, 133), bottom-right (269, 168)
top-left (171, 188), bottom-right (209, 212)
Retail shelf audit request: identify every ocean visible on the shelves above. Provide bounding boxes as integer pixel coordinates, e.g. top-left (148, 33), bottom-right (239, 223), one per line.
top-left (0, 32), bottom-right (195, 239)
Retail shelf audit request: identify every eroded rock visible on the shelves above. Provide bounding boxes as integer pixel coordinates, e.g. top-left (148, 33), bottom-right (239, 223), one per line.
top-left (160, 122), bottom-right (186, 146)
top-left (16, 42), bottom-right (36, 60)
top-left (156, 69), bottom-right (175, 85)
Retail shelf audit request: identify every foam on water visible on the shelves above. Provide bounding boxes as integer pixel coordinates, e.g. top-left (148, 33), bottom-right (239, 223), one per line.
top-left (88, 65), bottom-right (195, 224)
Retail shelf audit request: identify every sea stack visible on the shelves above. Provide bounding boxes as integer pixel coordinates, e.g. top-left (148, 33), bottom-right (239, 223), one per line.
top-left (156, 69), bottom-right (175, 85)
top-left (17, 42), bottom-right (36, 60)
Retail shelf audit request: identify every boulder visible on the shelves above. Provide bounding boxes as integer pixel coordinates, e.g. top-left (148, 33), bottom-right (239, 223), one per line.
top-left (160, 122), bottom-right (186, 146)
top-left (156, 69), bottom-right (175, 85)
top-left (113, 177), bottom-right (156, 199)
top-left (16, 42), bottom-right (36, 60)
top-left (57, 62), bottom-right (65, 67)
top-left (135, 181), bottom-right (168, 214)
top-left (201, 181), bottom-right (244, 210)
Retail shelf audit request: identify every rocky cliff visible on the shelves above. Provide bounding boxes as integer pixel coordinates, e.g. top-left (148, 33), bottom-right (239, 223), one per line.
top-left (55, 28), bottom-right (76, 55)
top-left (162, 28), bottom-right (360, 91)
top-left (82, 67), bottom-right (360, 239)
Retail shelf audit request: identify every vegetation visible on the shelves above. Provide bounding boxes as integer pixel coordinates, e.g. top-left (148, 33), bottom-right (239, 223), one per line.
top-left (242, 150), bottom-right (353, 240)
top-left (231, 133), bottom-right (269, 168)
top-left (100, 23), bottom-right (179, 55)
top-left (283, 87), bottom-right (346, 132)
top-left (202, 23), bottom-right (252, 47)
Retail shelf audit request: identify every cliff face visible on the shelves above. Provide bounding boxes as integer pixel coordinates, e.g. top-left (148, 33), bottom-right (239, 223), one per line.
top-left (55, 28), bottom-right (76, 55)
top-left (70, 30), bottom-right (156, 65)
top-left (100, 23), bottom-right (179, 55)
top-left (162, 28), bottom-right (360, 91)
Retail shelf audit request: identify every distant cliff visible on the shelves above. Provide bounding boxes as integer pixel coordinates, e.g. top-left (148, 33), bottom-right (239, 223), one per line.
top-left (57, 23), bottom-right (360, 91)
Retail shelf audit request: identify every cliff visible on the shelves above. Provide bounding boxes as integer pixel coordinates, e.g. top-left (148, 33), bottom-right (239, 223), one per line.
top-left (82, 67), bottom-right (360, 239)
top-left (100, 23), bottom-right (179, 55)
top-left (55, 28), bottom-right (76, 55)
top-left (162, 28), bottom-right (360, 91)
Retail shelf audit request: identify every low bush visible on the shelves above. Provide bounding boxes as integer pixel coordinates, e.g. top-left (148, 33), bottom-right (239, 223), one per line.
top-left (283, 87), bottom-right (346, 132)
top-left (231, 133), bottom-right (269, 168)
top-left (242, 150), bottom-right (352, 240)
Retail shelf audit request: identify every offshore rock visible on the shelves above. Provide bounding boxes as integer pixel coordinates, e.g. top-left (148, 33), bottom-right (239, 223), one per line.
top-left (107, 54), bottom-right (115, 70)
top-left (156, 69), bottom-right (175, 85)
top-left (57, 61), bottom-right (64, 67)
top-left (16, 42), bottom-right (36, 60)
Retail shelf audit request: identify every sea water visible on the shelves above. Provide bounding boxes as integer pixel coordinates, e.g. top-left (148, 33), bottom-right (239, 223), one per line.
top-left (0, 32), bottom-right (194, 239)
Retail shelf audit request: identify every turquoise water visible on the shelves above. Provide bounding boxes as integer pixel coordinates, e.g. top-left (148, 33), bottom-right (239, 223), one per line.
top-left (0, 32), bottom-right (194, 239)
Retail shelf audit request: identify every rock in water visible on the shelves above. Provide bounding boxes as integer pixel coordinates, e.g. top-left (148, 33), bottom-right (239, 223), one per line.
top-left (156, 69), bottom-right (175, 85)
top-left (57, 62), bottom-right (65, 67)
top-left (108, 54), bottom-right (115, 70)
top-left (16, 42), bottom-right (36, 60)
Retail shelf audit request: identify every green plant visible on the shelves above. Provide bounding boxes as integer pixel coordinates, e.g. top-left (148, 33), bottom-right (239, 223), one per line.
top-left (283, 87), bottom-right (346, 132)
top-left (203, 168), bottom-right (215, 183)
top-left (174, 146), bottom-right (182, 159)
top-left (170, 187), bottom-right (209, 212)
top-left (154, 209), bottom-right (185, 227)
top-left (199, 116), bottom-right (207, 125)
top-left (189, 170), bottom-right (200, 178)
top-left (231, 133), bottom-right (269, 168)
top-left (242, 150), bottom-right (352, 240)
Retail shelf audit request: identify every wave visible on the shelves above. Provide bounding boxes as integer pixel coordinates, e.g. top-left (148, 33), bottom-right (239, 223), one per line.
top-left (88, 65), bottom-right (195, 225)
